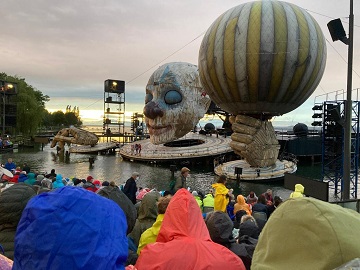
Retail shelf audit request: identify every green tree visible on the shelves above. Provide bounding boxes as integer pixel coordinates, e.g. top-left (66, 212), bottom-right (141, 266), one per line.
top-left (42, 110), bottom-right (53, 128)
top-left (64, 112), bottom-right (82, 127)
top-left (52, 111), bottom-right (66, 127)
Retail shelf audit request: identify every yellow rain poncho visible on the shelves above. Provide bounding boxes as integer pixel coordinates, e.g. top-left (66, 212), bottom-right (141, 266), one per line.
top-left (252, 197), bottom-right (360, 270)
top-left (137, 214), bottom-right (164, 255)
top-left (289, 184), bottom-right (305, 198)
top-left (211, 183), bottom-right (229, 212)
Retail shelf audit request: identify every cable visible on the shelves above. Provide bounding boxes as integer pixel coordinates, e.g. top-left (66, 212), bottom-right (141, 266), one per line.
top-left (125, 31), bottom-right (206, 85)
top-left (305, 9), bottom-right (360, 28)
top-left (325, 38), bottom-right (360, 79)
top-left (83, 31), bottom-right (206, 109)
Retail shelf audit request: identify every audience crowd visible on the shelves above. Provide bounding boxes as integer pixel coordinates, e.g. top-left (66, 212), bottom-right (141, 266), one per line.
top-left (0, 159), bottom-right (359, 269)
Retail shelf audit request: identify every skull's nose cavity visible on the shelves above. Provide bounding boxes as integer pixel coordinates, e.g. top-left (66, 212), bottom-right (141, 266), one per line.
top-left (143, 101), bottom-right (164, 119)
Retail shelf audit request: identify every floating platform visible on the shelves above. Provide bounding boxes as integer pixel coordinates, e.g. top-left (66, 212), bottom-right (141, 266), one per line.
top-left (69, 142), bottom-right (118, 154)
top-left (215, 159), bottom-right (297, 182)
top-left (119, 133), bottom-right (233, 163)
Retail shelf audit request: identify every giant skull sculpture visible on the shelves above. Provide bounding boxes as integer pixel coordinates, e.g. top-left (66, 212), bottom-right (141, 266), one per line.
top-left (143, 62), bottom-right (211, 145)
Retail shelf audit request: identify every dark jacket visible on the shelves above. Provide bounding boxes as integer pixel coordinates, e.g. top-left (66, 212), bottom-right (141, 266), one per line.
top-left (239, 220), bottom-right (260, 239)
top-left (252, 203), bottom-right (269, 231)
top-left (128, 192), bottom-right (159, 248)
top-left (123, 177), bottom-right (137, 204)
top-left (174, 174), bottom-right (186, 192)
top-left (205, 211), bottom-right (257, 270)
top-left (83, 182), bottom-right (97, 192)
top-left (0, 184), bottom-right (36, 260)
top-left (252, 203), bottom-right (268, 217)
top-left (97, 186), bottom-right (137, 234)
top-left (17, 174), bottom-right (28, 183)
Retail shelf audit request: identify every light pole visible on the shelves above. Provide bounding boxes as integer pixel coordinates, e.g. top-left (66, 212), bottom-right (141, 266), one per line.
top-left (2, 90), bottom-right (5, 136)
top-left (0, 81), bottom-right (16, 136)
top-left (327, 0), bottom-right (354, 200)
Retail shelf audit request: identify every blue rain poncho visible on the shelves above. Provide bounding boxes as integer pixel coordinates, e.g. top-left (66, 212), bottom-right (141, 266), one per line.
top-left (13, 187), bottom-right (128, 270)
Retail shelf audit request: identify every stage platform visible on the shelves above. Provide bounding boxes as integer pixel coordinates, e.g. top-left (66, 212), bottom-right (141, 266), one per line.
top-left (215, 159), bottom-right (297, 182)
top-left (119, 133), bottom-right (233, 163)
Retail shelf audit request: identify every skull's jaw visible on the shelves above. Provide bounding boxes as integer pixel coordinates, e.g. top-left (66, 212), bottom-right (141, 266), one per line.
top-left (149, 127), bottom-right (177, 145)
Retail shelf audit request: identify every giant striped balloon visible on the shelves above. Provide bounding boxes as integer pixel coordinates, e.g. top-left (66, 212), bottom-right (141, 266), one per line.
top-left (198, 0), bottom-right (327, 117)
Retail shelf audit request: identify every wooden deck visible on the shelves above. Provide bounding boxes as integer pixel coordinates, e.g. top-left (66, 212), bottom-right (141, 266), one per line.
top-left (119, 133), bottom-right (233, 162)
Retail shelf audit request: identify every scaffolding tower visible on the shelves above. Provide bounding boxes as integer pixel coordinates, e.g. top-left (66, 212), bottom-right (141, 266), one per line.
top-left (103, 79), bottom-right (125, 143)
top-left (312, 97), bottom-right (359, 198)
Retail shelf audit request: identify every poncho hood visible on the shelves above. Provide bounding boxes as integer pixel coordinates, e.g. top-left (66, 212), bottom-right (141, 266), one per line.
top-left (13, 187), bottom-right (128, 270)
top-left (252, 197), bottom-right (360, 270)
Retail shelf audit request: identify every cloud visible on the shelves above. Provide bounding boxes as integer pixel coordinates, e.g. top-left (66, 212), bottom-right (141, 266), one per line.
top-left (0, 0), bottom-right (359, 126)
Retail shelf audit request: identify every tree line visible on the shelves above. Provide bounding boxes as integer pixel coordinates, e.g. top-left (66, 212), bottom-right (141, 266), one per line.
top-left (0, 73), bottom-right (82, 137)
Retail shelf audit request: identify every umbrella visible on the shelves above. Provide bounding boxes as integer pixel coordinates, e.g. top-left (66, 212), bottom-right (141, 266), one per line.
top-left (0, 167), bottom-right (13, 178)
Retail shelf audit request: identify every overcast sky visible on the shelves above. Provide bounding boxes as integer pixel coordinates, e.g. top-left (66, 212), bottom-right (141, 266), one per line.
top-left (1, 0), bottom-right (359, 126)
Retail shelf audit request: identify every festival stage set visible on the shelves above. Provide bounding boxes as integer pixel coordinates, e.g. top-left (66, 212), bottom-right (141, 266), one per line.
top-left (122, 0), bottom-right (327, 181)
top-left (51, 1), bottom-right (328, 182)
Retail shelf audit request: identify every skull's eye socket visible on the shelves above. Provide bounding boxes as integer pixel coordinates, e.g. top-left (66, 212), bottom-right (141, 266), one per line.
top-left (164, 90), bottom-right (182, 105)
top-left (145, 93), bottom-right (153, 104)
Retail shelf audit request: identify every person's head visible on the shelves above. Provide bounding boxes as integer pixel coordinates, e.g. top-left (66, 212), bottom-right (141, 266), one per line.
top-left (0, 184), bottom-right (37, 228)
top-left (240, 215), bottom-right (257, 224)
top-left (205, 211), bottom-right (234, 244)
top-left (249, 191), bottom-right (255, 198)
top-left (218, 175), bottom-right (227, 184)
top-left (132, 172), bottom-right (140, 180)
top-left (157, 196), bottom-right (171, 214)
top-left (180, 167), bottom-right (190, 177)
top-left (252, 197), bottom-right (360, 269)
top-left (50, 169), bottom-right (55, 174)
top-left (235, 210), bottom-right (248, 223)
top-left (138, 191), bottom-right (160, 220)
top-left (8, 158), bottom-right (12, 163)
top-left (36, 174), bottom-right (45, 182)
top-left (192, 191), bottom-right (198, 197)
top-left (13, 187), bottom-right (128, 270)
top-left (258, 194), bottom-right (267, 205)
top-left (110, 181), bottom-right (117, 187)
top-left (41, 179), bottom-right (52, 189)
top-left (102, 181), bottom-right (109, 187)
top-left (163, 190), bottom-right (172, 197)
top-left (86, 175), bottom-right (94, 183)
top-left (56, 174), bottom-right (63, 183)
top-left (294, 183), bottom-right (305, 194)
top-left (236, 195), bottom-right (246, 204)
top-left (93, 180), bottom-right (102, 188)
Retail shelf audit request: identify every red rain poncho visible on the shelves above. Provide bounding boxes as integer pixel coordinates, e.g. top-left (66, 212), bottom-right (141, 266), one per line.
top-left (135, 188), bottom-right (245, 270)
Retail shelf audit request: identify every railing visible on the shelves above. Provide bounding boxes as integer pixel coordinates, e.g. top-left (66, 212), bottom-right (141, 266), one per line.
top-left (314, 88), bottom-right (360, 104)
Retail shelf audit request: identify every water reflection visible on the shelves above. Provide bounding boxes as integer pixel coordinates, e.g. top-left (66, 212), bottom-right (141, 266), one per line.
top-left (0, 143), bottom-right (319, 199)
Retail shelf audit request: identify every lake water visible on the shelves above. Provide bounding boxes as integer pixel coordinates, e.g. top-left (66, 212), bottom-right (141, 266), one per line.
top-left (1, 143), bottom-right (323, 199)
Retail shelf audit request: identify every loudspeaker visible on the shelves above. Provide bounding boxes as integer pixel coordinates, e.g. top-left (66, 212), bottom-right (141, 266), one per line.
top-left (327, 19), bottom-right (347, 42)
top-left (234, 167), bottom-right (243, 175)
